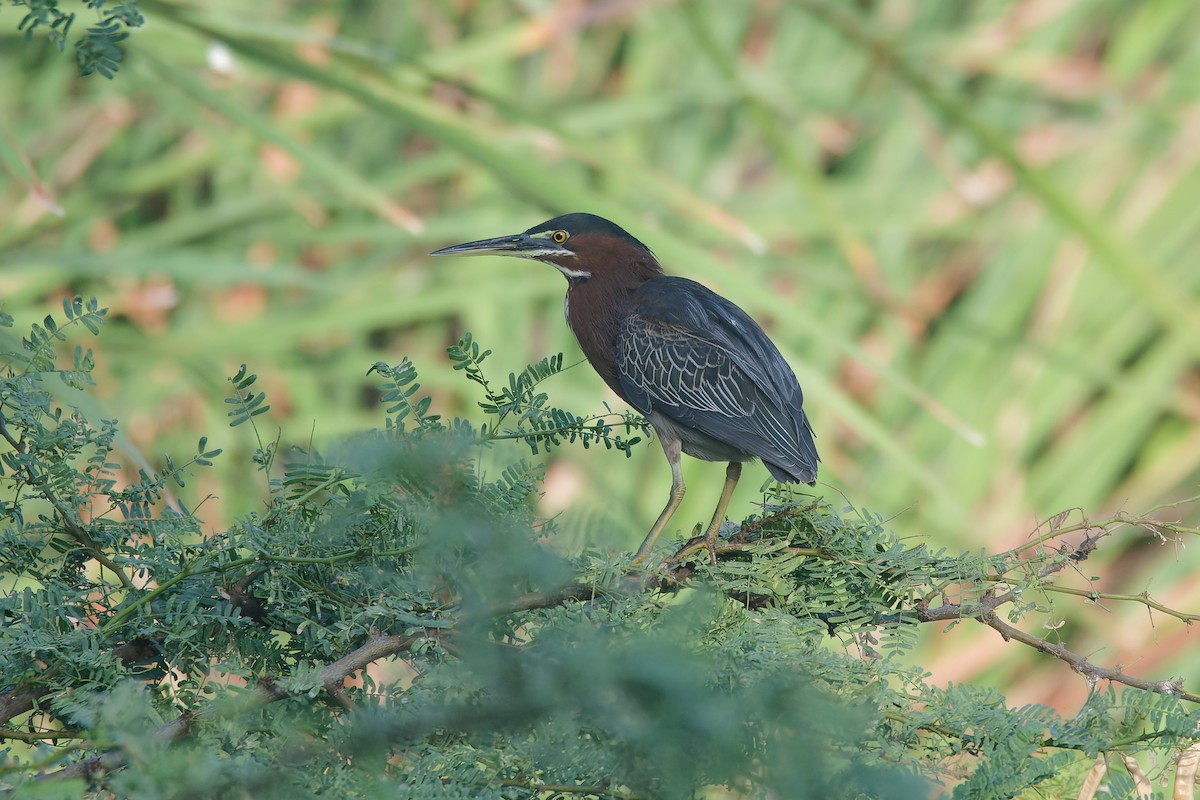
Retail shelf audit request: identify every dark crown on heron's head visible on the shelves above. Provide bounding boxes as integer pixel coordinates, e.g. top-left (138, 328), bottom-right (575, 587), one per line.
top-left (526, 213), bottom-right (655, 258)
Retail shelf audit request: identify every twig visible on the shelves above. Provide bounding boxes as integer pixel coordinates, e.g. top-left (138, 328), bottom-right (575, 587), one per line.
top-left (0, 689), bottom-right (43, 729)
top-left (1005, 583), bottom-right (1200, 626)
top-left (41, 629), bottom-right (443, 783)
top-left (0, 727), bottom-right (83, 743)
top-left (0, 414), bottom-right (133, 589)
top-left (977, 598), bottom-right (1200, 704)
top-left (917, 586), bottom-right (1200, 703)
top-left (1, 638), bottom-right (161, 727)
top-left (494, 778), bottom-right (643, 799)
top-left (979, 532), bottom-right (1101, 609)
top-left (482, 583), bottom-right (604, 619)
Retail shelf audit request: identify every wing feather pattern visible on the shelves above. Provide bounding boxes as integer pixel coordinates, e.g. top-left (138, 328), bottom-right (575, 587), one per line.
top-left (616, 277), bottom-right (819, 484)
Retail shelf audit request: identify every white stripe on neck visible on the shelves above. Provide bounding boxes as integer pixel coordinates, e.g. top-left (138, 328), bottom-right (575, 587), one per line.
top-left (553, 264), bottom-right (592, 280)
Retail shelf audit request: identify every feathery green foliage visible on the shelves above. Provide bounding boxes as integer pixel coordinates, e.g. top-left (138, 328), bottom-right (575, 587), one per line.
top-left (6, 0), bottom-right (142, 77)
top-left (2, 302), bottom-right (1198, 799)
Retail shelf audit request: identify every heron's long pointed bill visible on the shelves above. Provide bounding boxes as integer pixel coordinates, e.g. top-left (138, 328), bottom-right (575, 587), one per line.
top-left (430, 234), bottom-right (526, 257)
top-left (430, 233), bottom-right (571, 260)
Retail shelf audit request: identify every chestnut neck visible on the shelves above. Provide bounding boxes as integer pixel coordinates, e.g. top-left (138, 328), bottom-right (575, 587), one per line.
top-left (555, 235), bottom-right (663, 398)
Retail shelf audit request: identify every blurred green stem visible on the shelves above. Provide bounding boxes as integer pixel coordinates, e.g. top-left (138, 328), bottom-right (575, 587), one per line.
top-left (795, 0), bottom-right (1200, 355)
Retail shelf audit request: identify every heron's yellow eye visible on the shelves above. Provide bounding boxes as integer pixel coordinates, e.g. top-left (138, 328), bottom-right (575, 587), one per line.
top-left (552, 230), bottom-right (569, 244)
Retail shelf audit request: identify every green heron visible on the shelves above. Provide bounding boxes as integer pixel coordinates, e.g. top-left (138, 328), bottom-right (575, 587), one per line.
top-left (432, 213), bottom-right (818, 564)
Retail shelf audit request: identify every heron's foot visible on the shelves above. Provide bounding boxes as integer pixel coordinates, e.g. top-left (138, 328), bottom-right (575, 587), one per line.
top-left (702, 522), bottom-right (724, 566)
top-left (688, 521), bottom-right (720, 565)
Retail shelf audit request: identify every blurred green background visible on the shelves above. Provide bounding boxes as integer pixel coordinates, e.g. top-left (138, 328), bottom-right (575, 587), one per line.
top-left (3, 0), bottom-right (1198, 714)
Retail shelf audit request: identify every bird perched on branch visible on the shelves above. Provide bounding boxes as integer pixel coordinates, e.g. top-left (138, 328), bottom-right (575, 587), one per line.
top-left (432, 213), bottom-right (818, 564)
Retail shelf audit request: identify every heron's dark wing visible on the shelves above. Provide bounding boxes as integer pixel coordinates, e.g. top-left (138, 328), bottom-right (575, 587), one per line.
top-left (616, 277), bottom-right (818, 484)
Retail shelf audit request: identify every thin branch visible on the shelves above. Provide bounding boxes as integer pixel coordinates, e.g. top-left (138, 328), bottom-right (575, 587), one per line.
top-left (0, 413), bottom-right (133, 589)
top-left (1, 639), bottom-right (161, 727)
top-left (996, 509), bottom-right (1097, 559)
top-left (483, 413), bottom-right (646, 442)
top-left (0, 689), bottom-right (43, 729)
top-left (994, 499), bottom-right (1200, 561)
top-left (494, 778), bottom-right (644, 799)
top-left (977, 599), bottom-right (1200, 704)
top-left (482, 583), bottom-right (605, 619)
top-left (1003, 582), bottom-right (1200, 626)
top-left (40, 629), bottom-right (443, 783)
top-left (0, 727), bottom-right (83, 743)
top-left (100, 545), bottom-right (415, 635)
top-left (913, 589), bottom-right (1200, 703)
top-left (982, 532), bottom-right (1102, 609)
